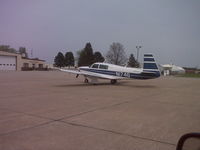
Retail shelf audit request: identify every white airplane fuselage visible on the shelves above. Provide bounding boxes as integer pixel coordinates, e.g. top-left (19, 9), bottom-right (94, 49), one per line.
top-left (60, 54), bottom-right (161, 84)
top-left (79, 62), bottom-right (160, 80)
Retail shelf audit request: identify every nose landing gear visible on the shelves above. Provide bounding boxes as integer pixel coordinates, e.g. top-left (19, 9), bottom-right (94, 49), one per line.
top-left (110, 79), bottom-right (117, 84)
top-left (84, 78), bottom-right (89, 83)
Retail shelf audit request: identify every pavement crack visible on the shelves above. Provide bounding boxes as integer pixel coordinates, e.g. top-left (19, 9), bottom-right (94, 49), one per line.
top-left (0, 121), bottom-right (54, 136)
top-left (0, 107), bottom-right (54, 121)
top-left (56, 101), bottom-right (130, 121)
top-left (61, 120), bottom-right (176, 147)
top-left (57, 92), bottom-right (160, 121)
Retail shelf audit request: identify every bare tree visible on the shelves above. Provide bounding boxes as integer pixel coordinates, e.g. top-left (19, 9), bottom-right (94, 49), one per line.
top-left (19, 47), bottom-right (28, 58)
top-left (106, 42), bottom-right (127, 65)
top-left (0, 45), bottom-right (17, 53)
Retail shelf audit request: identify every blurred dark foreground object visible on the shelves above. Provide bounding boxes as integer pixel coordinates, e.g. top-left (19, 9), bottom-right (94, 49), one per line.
top-left (176, 133), bottom-right (200, 150)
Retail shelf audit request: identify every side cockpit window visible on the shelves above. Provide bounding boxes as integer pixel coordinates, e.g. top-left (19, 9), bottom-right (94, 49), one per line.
top-left (91, 64), bottom-right (99, 68)
top-left (99, 64), bottom-right (108, 69)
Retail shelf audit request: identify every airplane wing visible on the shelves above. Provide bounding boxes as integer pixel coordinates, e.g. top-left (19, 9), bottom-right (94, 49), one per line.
top-left (60, 69), bottom-right (82, 75)
top-left (60, 69), bottom-right (123, 80)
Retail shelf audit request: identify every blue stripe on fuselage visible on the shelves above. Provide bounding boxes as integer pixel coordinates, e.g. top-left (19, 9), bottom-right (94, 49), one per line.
top-left (80, 68), bottom-right (160, 79)
top-left (143, 70), bottom-right (160, 78)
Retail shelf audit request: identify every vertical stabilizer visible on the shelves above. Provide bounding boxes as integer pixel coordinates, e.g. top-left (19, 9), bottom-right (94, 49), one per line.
top-left (142, 54), bottom-right (160, 78)
top-left (143, 54), bottom-right (159, 70)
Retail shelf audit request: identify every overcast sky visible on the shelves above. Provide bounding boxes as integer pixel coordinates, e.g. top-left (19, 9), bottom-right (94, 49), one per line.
top-left (0, 0), bottom-right (200, 67)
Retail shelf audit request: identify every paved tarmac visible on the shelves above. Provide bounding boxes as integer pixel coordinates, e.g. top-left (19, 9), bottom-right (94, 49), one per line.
top-left (0, 71), bottom-right (200, 150)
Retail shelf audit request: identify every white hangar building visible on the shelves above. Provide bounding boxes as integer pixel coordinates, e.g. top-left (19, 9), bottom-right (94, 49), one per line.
top-left (160, 64), bottom-right (185, 76)
top-left (0, 51), bottom-right (47, 71)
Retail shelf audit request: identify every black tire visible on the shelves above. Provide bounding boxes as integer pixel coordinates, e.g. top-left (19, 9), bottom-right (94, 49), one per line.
top-left (110, 79), bottom-right (117, 84)
top-left (84, 78), bottom-right (89, 83)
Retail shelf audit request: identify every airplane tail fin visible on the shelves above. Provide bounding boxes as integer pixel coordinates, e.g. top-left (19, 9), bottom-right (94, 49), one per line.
top-left (143, 54), bottom-right (159, 71)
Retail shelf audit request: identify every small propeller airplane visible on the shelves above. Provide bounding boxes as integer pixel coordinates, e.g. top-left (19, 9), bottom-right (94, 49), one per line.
top-left (60, 54), bottom-right (160, 84)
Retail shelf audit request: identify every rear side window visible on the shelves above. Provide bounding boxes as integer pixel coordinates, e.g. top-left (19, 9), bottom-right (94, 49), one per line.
top-left (99, 64), bottom-right (108, 69)
top-left (91, 64), bottom-right (99, 68)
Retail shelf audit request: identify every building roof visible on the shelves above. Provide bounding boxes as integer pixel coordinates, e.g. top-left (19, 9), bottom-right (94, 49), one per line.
top-left (0, 50), bottom-right (45, 62)
top-left (22, 57), bottom-right (45, 62)
top-left (0, 50), bottom-right (21, 56)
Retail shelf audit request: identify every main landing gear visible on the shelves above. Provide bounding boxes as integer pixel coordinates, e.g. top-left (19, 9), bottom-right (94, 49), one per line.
top-left (110, 79), bottom-right (117, 84)
top-left (84, 78), bottom-right (117, 84)
top-left (84, 78), bottom-right (89, 83)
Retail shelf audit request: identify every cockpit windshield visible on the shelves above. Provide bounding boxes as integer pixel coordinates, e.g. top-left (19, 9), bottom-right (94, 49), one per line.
top-left (90, 63), bottom-right (108, 69)
top-left (91, 63), bottom-right (99, 68)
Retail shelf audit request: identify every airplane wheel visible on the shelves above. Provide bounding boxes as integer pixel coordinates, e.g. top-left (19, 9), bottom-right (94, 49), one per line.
top-left (84, 78), bottom-right (89, 83)
top-left (111, 79), bottom-right (117, 84)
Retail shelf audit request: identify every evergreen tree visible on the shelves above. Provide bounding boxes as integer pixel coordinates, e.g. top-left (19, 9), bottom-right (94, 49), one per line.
top-left (78, 43), bottom-right (94, 66)
top-left (77, 49), bottom-right (85, 66)
top-left (54, 52), bottom-right (65, 67)
top-left (65, 52), bottom-right (75, 67)
top-left (127, 54), bottom-right (139, 67)
top-left (93, 51), bottom-right (105, 63)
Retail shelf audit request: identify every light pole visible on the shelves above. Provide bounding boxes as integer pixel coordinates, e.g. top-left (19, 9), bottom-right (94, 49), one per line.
top-left (136, 46), bottom-right (142, 61)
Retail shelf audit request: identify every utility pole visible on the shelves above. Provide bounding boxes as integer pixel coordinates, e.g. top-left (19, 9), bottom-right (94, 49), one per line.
top-left (31, 49), bottom-right (33, 58)
top-left (136, 46), bottom-right (142, 61)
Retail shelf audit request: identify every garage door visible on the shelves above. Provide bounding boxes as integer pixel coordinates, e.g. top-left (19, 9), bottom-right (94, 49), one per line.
top-left (0, 55), bottom-right (16, 71)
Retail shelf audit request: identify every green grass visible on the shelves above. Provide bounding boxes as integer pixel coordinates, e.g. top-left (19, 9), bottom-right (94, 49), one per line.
top-left (176, 73), bottom-right (200, 78)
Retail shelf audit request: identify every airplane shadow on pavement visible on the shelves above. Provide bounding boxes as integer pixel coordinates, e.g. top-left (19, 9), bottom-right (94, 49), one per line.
top-left (54, 81), bottom-right (157, 89)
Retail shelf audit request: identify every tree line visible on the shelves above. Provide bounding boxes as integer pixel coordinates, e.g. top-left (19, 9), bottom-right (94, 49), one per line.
top-left (0, 45), bottom-right (28, 58)
top-left (54, 43), bottom-right (105, 68)
top-left (0, 43), bottom-right (139, 68)
top-left (54, 42), bottom-right (139, 68)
